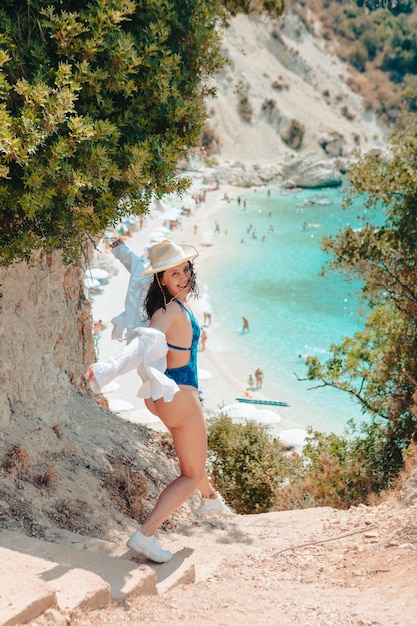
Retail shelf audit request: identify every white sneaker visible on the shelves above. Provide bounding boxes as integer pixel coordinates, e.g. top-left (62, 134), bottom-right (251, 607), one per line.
top-left (198, 492), bottom-right (233, 516)
top-left (126, 530), bottom-right (172, 563)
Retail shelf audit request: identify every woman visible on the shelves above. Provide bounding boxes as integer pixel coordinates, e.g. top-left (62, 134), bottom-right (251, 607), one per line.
top-left (85, 240), bottom-right (232, 564)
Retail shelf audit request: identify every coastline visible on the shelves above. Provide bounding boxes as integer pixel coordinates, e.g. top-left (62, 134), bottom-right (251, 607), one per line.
top-left (90, 174), bottom-right (295, 440)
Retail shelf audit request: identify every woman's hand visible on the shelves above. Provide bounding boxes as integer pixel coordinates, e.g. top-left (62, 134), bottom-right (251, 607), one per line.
top-left (110, 238), bottom-right (123, 249)
top-left (84, 365), bottom-right (97, 384)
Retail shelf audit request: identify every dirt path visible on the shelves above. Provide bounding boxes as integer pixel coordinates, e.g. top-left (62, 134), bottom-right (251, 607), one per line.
top-left (31, 498), bottom-right (417, 626)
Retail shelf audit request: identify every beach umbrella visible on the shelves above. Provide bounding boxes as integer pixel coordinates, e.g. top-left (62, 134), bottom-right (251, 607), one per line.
top-left (85, 267), bottom-right (109, 280)
top-left (122, 217), bottom-right (138, 231)
top-left (222, 403), bottom-right (259, 420)
top-left (164, 209), bottom-right (181, 220)
top-left (148, 231), bottom-right (169, 242)
top-left (154, 198), bottom-right (176, 212)
top-left (108, 399), bottom-right (134, 413)
top-left (279, 429), bottom-right (308, 447)
top-left (83, 277), bottom-right (101, 290)
top-left (254, 408), bottom-right (282, 425)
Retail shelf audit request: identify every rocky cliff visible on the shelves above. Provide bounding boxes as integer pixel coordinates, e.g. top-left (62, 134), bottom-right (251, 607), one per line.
top-left (203, 12), bottom-right (387, 179)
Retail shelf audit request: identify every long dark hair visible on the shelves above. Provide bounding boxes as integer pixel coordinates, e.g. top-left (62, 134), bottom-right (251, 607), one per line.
top-left (144, 261), bottom-right (199, 319)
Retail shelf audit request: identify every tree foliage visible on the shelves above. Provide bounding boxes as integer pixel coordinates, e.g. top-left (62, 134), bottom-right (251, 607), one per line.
top-left (222, 0), bottom-right (283, 16)
top-left (0, 0), bottom-right (226, 265)
top-left (306, 113), bottom-right (417, 464)
top-left (0, 0), bottom-right (284, 267)
top-left (304, 0), bottom-right (417, 120)
top-left (338, 4), bottom-right (417, 79)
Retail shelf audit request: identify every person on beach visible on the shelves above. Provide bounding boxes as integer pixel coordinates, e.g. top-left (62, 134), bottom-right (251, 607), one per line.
top-left (242, 316), bottom-right (249, 332)
top-left (255, 366), bottom-right (264, 389)
top-left (92, 319), bottom-right (106, 350)
top-left (85, 240), bottom-right (232, 564)
top-left (93, 319), bottom-right (106, 334)
top-left (247, 374), bottom-right (255, 391)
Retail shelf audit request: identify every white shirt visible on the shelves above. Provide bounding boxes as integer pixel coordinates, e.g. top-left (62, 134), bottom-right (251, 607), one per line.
top-left (89, 327), bottom-right (179, 402)
top-left (110, 243), bottom-right (151, 341)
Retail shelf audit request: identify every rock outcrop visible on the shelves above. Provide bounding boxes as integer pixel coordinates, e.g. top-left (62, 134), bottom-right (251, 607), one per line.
top-left (282, 153), bottom-right (343, 188)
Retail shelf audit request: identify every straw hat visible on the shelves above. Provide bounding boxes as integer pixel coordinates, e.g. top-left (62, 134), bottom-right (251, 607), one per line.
top-left (140, 240), bottom-right (199, 276)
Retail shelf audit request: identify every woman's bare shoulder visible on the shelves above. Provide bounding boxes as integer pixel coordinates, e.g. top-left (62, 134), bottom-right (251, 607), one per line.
top-left (151, 301), bottom-right (182, 331)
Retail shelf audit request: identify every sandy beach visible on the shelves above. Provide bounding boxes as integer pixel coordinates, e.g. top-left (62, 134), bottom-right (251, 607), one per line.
top-left (88, 173), bottom-right (296, 441)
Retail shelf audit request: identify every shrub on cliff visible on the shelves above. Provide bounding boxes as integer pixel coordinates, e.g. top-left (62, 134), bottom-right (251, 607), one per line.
top-left (280, 118), bottom-right (305, 150)
top-left (274, 427), bottom-right (377, 510)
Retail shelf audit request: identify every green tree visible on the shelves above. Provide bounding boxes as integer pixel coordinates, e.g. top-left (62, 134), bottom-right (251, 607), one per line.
top-left (0, 0), bottom-right (226, 266)
top-left (0, 1), bottom-right (284, 266)
top-left (306, 114), bottom-right (417, 476)
top-left (381, 13), bottom-right (417, 76)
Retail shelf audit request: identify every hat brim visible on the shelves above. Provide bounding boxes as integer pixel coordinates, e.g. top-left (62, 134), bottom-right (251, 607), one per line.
top-left (139, 244), bottom-right (198, 276)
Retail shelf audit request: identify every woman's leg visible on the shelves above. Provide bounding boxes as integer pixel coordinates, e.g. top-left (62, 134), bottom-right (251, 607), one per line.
top-left (196, 472), bottom-right (216, 498)
top-left (140, 388), bottom-right (208, 536)
top-left (144, 397), bottom-right (159, 417)
top-left (161, 411), bottom-right (215, 500)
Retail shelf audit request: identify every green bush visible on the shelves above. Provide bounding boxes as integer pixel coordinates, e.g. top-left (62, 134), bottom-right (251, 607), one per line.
top-left (274, 413), bottom-right (416, 511)
top-left (207, 414), bottom-right (290, 514)
top-left (238, 94), bottom-right (253, 123)
top-left (274, 428), bottom-right (375, 510)
top-left (348, 41), bottom-right (369, 71)
top-left (0, 0), bottom-right (225, 266)
top-left (200, 123), bottom-right (220, 155)
top-left (222, 0), bottom-right (283, 17)
top-left (207, 412), bottom-right (414, 514)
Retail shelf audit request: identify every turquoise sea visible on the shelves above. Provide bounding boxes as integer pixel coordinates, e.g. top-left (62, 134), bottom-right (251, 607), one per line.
top-left (206, 183), bottom-right (370, 435)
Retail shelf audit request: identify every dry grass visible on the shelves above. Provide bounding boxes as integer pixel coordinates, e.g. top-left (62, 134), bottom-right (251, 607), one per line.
top-left (1, 445), bottom-right (30, 478)
top-left (35, 464), bottom-right (59, 487)
top-left (105, 456), bottom-right (149, 521)
top-left (52, 421), bottom-right (64, 439)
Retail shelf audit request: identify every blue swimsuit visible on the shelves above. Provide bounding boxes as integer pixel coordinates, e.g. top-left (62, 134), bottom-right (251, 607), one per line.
top-left (165, 299), bottom-right (200, 389)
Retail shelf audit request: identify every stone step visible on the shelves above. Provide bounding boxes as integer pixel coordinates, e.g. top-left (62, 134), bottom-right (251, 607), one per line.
top-left (0, 529), bottom-right (157, 626)
top-left (0, 508), bottom-right (337, 625)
